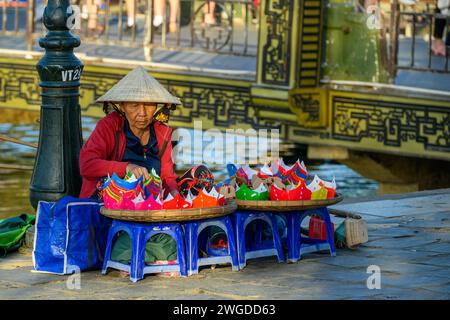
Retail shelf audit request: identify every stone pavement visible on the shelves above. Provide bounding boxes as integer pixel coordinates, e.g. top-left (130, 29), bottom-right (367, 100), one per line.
top-left (1, 189), bottom-right (449, 300)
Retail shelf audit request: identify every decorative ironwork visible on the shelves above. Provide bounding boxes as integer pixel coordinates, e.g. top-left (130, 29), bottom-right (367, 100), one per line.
top-left (297, 0), bottom-right (324, 87)
top-left (291, 93), bottom-right (320, 122)
top-left (0, 63), bottom-right (41, 105)
top-left (1, 58), bottom-right (450, 160)
top-left (261, 0), bottom-right (294, 86)
top-left (332, 96), bottom-right (450, 153)
top-left (288, 87), bottom-right (328, 128)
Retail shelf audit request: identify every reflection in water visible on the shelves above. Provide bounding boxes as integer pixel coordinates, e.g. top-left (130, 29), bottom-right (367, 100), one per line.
top-left (0, 114), bottom-right (378, 219)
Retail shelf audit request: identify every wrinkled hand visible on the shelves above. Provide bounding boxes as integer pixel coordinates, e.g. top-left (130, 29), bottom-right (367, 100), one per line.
top-left (126, 164), bottom-right (150, 180)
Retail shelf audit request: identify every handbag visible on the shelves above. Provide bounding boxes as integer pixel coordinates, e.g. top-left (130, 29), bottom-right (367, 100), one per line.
top-left (33, 196), bottom-right (111, 274)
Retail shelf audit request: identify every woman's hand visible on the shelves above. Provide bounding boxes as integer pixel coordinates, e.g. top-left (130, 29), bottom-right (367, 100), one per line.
top-left (126, 164), bottom-right (150, 180)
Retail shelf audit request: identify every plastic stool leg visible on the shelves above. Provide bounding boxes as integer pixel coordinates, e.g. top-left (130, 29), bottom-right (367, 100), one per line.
top-left (102, 224), bottom-right (116, 274)
top-left (102, 222), bottom-right (133, 275)
top-left (184, 223), bottom-right (197, 276)
top-left (174, 225), bottom-right (188, 277)
top-left (224, 216), bottom-right (239, 271)
top-left (298, 210), bottom-right (311, 259)
top-left (269, 214), bottom-right (285, 263)
top-left (130, 227), bottom-right (145, 283)
top-left (284, 213), bottom-right (301, 263)
top-left (319, 207), bottom-right (337, 257)
top-left (233, 213), bottom-right (247, 269)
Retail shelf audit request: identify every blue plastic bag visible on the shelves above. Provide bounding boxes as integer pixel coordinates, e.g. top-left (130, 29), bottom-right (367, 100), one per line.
top-left (33, 196), bottom-right (111, 274)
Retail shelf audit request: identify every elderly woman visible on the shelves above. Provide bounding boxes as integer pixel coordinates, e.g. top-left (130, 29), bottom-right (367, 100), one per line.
top-left (79, 66), bottom-right (181, 199)
top-left (79, 66), bottom-right (186, 274)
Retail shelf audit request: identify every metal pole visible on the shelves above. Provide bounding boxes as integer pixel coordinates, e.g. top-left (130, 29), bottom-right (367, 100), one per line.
top-left (411, 13), bottom-right (416, 68)
top-left (30, 0), bottom-right (84, 209)
top-left (105, 0), bottom-right (111, 40)
top-left (144, 0), bottom-right (154, 61)
top-left (389, 0), bottom-right (400, 82)
top-left (26, 0), bottom-right (36, 51)
top-left (2, 0), bottom-right (7, 34)
top-left (119, 0), bottom-right (124, 40)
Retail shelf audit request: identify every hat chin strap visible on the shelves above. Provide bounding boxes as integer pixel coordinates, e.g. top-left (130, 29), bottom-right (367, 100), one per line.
top-left (103, 102), bottom-right (126, 116)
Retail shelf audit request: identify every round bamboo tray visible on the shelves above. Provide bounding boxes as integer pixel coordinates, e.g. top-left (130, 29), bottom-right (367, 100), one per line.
top-left (100, 200), bottom-right (237, 222)
top-left (236, 194), bottom-right (343, 211)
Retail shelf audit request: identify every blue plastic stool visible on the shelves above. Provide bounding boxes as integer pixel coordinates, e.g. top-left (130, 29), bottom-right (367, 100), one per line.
top-left (282, 207), bottom-right (336, 263)
top-left (183, 215), bottom-right (239, 276)
top-left (102, 220), bottom-right (187, 282)
top-left (232, 211), bottom-right (285, 269)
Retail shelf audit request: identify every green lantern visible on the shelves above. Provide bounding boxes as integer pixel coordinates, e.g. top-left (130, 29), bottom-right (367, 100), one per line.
top-left (235, 184), bottom-right (269, 201)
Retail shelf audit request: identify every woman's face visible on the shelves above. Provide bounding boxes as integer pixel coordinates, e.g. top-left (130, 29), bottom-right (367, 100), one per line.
top-left (121, 102), bottom-right (158, 130)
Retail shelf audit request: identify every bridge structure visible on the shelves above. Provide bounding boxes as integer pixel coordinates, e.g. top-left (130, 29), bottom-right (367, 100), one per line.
top-left (0, 0), bottom-right (449, 193)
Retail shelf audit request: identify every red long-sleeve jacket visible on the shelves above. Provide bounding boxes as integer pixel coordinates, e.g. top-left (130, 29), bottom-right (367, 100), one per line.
top-left (79, 111), bottom-right (179, 198)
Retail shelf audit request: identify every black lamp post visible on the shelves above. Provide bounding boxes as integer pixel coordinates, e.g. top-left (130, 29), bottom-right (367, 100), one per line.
top-left (30, 0), bottom-right (83, 209)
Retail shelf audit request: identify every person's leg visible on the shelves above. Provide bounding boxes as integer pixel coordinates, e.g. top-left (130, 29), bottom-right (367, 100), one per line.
top-left (111, 232), bottom-right (132, 265)
top-left (168, 0), bottom-right (179, 33)
top-left (125, 0), bottom-right (136, 28)
top-left (251, 0), bottom-right (259, 23)
top-left (204, 1), bottom-right (216, 25)
top-left (86, 0), bottom-right (98, 30)
top-left (432, 6), bottom-right (446, 56)
top-left (154, 0), bottom-right (165, 28)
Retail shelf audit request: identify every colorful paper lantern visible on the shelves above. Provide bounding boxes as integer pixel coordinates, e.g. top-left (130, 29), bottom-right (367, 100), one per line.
top-left (163, 193), bottom-right (192, 209)
top-left (103, 173), bottom-right (143, 209)
top-left (143, 168), bottom-right (162, 198)
top-left (235, 183), bottom-right (269, 201)
top-left (289, 160), bottom-right (308, 184)
top-left (271, 159), bottom-right (293, 182)
top-left (271, 159), bottom-right (308, 183)
top-left (269, 184), bottom-right (288, 201)
top-left (307, 175), bottom-right (336, 200)
top-left (307, 176), bottom-right (328, 200)
top-left (236, 164), bottom-right (257, 184)
top-left (257, 163), bottom-right (274, 179)
top-left (191, 187), bottom-right (222, 208)
top-left (297, 180), bottom-right (312, 200)
top-left (268, 180), bottom-right (311, 201)
top-left (134, 195), bottom-right (163, 210)
top-left (104, 193), bottom-right (136, 210)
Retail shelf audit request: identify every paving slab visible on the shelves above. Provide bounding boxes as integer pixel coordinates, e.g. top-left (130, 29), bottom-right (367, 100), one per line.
top-left (331, 193), bottom-right (450, 219)
top-left (1, 189), bottom-right (450, 299)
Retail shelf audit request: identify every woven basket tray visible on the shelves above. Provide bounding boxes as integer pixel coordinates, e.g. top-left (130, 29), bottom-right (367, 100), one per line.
top-left (100, 200), bottom-right (237, 222)
top-left (236, 194), bottom-right (343, 211)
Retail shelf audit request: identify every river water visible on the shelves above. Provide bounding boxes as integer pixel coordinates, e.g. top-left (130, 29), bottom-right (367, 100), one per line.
top-left (0, 112), bottom-right (378, 220)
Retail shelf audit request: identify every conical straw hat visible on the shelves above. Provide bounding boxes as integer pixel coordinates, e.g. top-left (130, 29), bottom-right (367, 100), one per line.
top-left (96, 66), bottom-right (182, 105)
